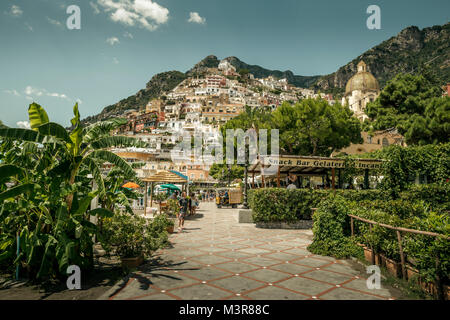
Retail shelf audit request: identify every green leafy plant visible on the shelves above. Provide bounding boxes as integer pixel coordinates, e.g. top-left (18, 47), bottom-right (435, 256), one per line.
top-left (100, 213), bottom-right (169, 259)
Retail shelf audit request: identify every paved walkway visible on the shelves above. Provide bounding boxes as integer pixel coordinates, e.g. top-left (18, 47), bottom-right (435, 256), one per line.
top-left (100, 202), bottom-right (401, 300)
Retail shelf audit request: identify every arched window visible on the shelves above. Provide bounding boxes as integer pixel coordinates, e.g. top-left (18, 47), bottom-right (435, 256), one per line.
top-left (382, 138), bottom-right (389, 146)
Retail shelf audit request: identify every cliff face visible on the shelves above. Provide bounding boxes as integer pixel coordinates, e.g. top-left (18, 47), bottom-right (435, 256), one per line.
top-left (313, 23), bottom-right (450, 94)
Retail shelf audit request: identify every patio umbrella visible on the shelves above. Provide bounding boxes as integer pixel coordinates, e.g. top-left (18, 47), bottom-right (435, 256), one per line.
top-left (159, 184), bottom-right (181, 191)
top-left (122, 182), bottom-right (140, 189)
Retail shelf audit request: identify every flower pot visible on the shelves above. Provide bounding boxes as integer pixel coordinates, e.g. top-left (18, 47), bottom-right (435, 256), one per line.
top-left (363, 247), bottom-right (381, 265)
top-left (406, 265), bottom-right (419, 281)
top-left (121, 256), bottom-right (144, 269)
top-left (381, 255), bottom-right (401, 278)
top-left (167, 225), bottom-right (174, 233)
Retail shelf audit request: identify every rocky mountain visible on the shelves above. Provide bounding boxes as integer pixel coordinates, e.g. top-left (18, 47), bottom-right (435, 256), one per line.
top-left (313, 22), bottom-right (450, 95)
top-left (82, 71), bottom-right (186, 124)
top-left (83, 22), bottom-right (449, 124)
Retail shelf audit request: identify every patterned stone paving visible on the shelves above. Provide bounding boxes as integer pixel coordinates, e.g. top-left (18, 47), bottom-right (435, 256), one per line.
top-left (100, 202), bottom-right (400, 300)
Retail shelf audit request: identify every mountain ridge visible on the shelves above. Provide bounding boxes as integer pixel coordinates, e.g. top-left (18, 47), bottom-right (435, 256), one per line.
top-left (82, 22), bottom-right (449, 124)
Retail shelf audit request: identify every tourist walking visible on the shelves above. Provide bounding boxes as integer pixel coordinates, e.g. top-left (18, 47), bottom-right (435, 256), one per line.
top-left (177, 192), bottom-right (189, 232)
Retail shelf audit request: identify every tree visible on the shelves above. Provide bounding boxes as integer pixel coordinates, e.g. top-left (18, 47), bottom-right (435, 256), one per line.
top-left (209, 163), bottom-right (244, 184)
top-left (0, 102), bottom-right (146, 280)
top-left (364, 73), bottom-right (449, 145)
top-left (271, 99), bottom-right (362, 156)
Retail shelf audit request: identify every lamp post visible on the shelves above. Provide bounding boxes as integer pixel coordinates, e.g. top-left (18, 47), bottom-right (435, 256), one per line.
top-left (243, 137), bottom-right (249, 209)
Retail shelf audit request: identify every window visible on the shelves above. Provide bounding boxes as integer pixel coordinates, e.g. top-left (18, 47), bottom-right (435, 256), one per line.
top-left (382, 138), bottom-right (389, 146)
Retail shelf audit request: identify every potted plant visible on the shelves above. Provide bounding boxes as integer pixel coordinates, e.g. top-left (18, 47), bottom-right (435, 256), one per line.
top-left (100, 213), bottom-right (170, 269)
top-left (162, 198), bottom-right (179, 233)
top-left (154, 192), bottom-right (169, 213)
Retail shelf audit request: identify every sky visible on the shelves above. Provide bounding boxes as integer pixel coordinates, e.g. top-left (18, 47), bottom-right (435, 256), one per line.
top-left (0, 0), bottom-right (449, 127)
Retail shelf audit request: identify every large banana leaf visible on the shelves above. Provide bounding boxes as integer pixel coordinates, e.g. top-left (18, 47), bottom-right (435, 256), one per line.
top-left (0, 164), bottom-right (24, 183)
top-left (0, 128), bottom-right (43, 143)
top-left (83, 118), bottom-right (128, 142)
top-left (28, 103), bottom-right (49, 130)
top-left (89, 208), bottom-right (114, 218)
top-left (81, 157), bottom-right (105, 196)
top-left (70, 103), bottom-right (82, 156)
top-left (37, 122), bottom-right (72, 144)
top-left (0, 183), bottom-right (35, 202)
top-left (88, 150), bottom-right (135, 178)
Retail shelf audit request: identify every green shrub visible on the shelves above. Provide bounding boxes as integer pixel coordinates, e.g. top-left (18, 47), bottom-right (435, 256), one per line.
top-left (308, 195), bottom-right (363, 259)
top-left (100, 213), bottom-right (170, 259)
top-left (248, 188), bottom-right (385, 223)
top-left (401, 184), bottom-right (450, 212)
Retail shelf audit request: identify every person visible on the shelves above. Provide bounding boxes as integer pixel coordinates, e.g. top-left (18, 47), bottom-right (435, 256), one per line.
top-left (287, 183), bottom-right (297, 190)
top-left (190, 194), bottom-right (198, 215)
top-left (177, 192), bottom-right (189, 232)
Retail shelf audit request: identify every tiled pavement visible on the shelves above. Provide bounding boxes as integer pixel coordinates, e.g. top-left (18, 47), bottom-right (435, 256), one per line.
top-left (99, 202), bottom-right (400, 300)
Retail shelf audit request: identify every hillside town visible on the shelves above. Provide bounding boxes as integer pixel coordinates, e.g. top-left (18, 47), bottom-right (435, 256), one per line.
top-left (109, 59), bottom-right (406, 188)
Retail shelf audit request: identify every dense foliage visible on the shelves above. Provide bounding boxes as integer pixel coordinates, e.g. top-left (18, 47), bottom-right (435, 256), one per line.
top-left (271, 99), bottom-right (362, 156)
top-left (0, 103), bottom-right (147, 280)
top-left (100, 213), bottom-right (170, 259)
top-left (308, 196), bottom-right (363, 259)
top-left (248, 188), bottom-right (386, 223)
top-left (364, 73), bottom-right (449, 145)
top-left (367, 143), bottom-right (450, 196)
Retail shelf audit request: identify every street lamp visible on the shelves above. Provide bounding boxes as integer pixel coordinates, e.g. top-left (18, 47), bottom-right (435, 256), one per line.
top-left (243, 137), bottom-right (249, 209)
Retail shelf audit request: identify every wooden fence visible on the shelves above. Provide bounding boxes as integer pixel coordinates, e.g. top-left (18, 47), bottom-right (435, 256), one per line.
top-left (349, 214), bottom-right (449, 299)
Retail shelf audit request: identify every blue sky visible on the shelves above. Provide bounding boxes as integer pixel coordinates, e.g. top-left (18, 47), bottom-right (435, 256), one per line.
top-left (1, 0), bottom-right (449, 127)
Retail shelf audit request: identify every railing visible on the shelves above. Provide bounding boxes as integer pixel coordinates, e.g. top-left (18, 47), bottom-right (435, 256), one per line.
top-left (349, 214), bottom-right (449, 299)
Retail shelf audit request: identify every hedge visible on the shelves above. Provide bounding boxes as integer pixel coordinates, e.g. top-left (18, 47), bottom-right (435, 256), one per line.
top-left (248, 184), bottom-right (449, 223)
top-left (248, 188), bottom-right (386, 223)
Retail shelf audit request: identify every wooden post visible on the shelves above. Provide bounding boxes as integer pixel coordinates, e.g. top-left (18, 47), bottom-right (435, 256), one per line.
top-left (364, 169), bottom-right (369, 189)
top-left (351, 217), bottom-right (354, 237)
top-left (252, 171), bottom-right (255, 189)
top-left (144, 181), bottom-right (148, 216)
top-left (369, 224), bottom-right (375, 265)
top-left (277, 166), bottom-right (281, 187)
top-left (338, 168), bottom-right (342, 189)
top-left (261, 164), bottom-right (265, 188)
top-left (150, 182), bottom-right (153, 207)
top-left (331, 168), bottom-right (336, 191)
top-left (396, 230), bottom-right (407, 279)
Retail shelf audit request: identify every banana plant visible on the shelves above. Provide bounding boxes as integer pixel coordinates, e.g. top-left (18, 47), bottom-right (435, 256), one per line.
top-left (0, 103), bottom-right (146, 211)
top-left (0, 102), bottom-right (147, 279)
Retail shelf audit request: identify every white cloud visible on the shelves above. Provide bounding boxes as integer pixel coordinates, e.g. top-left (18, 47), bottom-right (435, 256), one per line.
top-left (25, 23), bottom-right (33, 32)
top-left (76, 98), bottom-right (83, 104)
top-left (24, 86), bottom-right (69, 100)
top-left (188, 12), bottom-right (206, 24)
top-left (47, 17), bottom-right (63, 28)
top-left (124, 31), bottom-right (134, 39)
top-left (90, 1), bottom-right (101, 14)
top-left (133, 0), bottom-right (168, 24)
top-left (25, 86), bottom-right (43, 97)
top-left (97, 0), bottom-right (169, 31)
top-left (6, 5), bottom-right (23, 17)
top-left (4, 89), bottom-right (20, 97)
top-left (113, 57), bottom-right (119, 64)
top-left (17, 121), bottom-right (31, 129)
top-left (106, 36), bottom-right (120, 45)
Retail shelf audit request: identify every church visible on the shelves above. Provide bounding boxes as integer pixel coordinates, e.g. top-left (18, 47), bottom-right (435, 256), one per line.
top-left (342, 61), bottom-right (380, 122)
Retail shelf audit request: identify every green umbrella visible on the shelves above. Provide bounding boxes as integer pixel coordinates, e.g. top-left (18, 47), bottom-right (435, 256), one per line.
top-left (159, 184), bottom-right (181, 191)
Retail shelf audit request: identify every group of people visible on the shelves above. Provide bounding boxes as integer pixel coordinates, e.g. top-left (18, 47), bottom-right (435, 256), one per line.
top-left (169, 191), bottom-right (199, 232)
top-left (199, 190), bottom-right (215, 202)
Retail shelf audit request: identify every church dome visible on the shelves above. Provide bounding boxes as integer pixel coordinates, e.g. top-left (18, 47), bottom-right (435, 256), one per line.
top-left (345, 61), bottom-right (380, 95)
